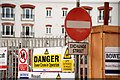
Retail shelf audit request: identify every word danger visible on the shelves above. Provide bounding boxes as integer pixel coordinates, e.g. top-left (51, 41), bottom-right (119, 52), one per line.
top-left (34, 55), bottom-right (59, 62)
top-left (33, 54), bottom-right (61, 68)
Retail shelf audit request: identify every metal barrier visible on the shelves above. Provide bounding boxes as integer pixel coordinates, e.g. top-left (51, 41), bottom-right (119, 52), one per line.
top-left (0, 36), bottom-right (89, 80)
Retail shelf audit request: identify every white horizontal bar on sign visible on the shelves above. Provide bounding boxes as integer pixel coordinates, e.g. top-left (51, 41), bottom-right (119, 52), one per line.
top-left (105, 62), bottom-right (120, 70)
top-left (67, 20), bottom-right (90, 28)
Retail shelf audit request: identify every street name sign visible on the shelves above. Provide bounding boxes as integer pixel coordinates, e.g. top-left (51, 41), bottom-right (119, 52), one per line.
top-left (68, 42), bottom-right (88, 55)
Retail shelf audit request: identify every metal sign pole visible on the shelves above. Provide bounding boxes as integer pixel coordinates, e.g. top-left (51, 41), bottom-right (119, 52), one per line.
top-left (83, 55), bottom-right (85, 80)
top-left (15, 40), bottom-right (17, 80)
top-left (2, 41), bottom-right (5, 80)
top-left (9, 40), bottom-right (11, 78)
top-left (75, 55), bottom-right (78, 79)
top-left (27, 40), bottom-right (30, 72)
top-left (11, 41), bottom-right (13, 79)
top-left (6, 40), bottom-right (8, 80)
top-left (2, 70), bottom-right (4, 80)
top-left (18, 40), bottom-right (20, 73)
top-left (87, 38), bottom-right (89, 80)
top-left (79, 55), bottom-right (81, 79)
top-left (75, 0), bottom-right (80, 79)
top-left (31, 40), bottom-right (33, 71)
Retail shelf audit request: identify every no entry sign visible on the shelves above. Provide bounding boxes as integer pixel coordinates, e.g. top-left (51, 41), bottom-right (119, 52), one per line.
top-left (65, 7), bottom-right (92, 41)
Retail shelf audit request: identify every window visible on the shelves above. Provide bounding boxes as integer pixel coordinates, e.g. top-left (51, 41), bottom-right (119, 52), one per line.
top-left (97, 6), bottom-right (112, 23)
top-left (99, 10), bottom-right (111, 20)
top-left (2, 25), bottom-right (5, 35)
top-left (99, 10), bottom-right (104, 20)
top-left (62, 10), bottom-right (67, 17)
top-left (2, 7), bottom-right (14, 18)
top-left (11, 25), bottom-right (13, 35)
top-left (62, 8), bottom-right (68, 17)
top-left (62, 27), bottom-right (65, 34)
top-left (22, 25), bottom-right (33, 36)
top-left (46, 25), bottom-right (52, 34)
top-left (61, 25), bottom-right (65, 34)
top-left (86, 10), bottom-right (90, 14)
top-left (20, 4), bottom-right (35, 21)
top-left (81, 6), bottom-right (93, 16)
top-left (21, 24), bottom-right (34, 37)
top-left (1, 3), bottom-right (16, 19)
top-left (46, 7), bottom-right (52, 17)
top-left (23, 8), bottom-right (33, 19)
top-left (2, 25), bottom-right (14, 35)
top-left (46, 9), bottom-right (51, 16)
top-left (46, 27), bottom-right (51, 33)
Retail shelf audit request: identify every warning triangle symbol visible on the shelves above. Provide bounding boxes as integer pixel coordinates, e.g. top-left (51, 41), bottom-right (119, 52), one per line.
top-left (63, 48), bottom-right (71, 59)
top-left (44, 49), bottom-right (49, 54)
top-left (56, 73), bottom-right (61, 79)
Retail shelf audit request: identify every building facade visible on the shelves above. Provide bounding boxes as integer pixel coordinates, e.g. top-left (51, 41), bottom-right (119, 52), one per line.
top-left (0, 0), bottom-right (119, 79)
top-left (0, 0), bottom-right (119, 39)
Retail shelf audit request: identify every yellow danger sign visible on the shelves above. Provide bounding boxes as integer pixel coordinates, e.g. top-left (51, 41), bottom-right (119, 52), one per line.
top-left (33, 54), bottom-right (61, 68)
top-left (63, 48), bottom-right (71, 59)
top-left (62, 60), bottom-right (73, 71)
top-left (56, 73), bottom-right (61, 79)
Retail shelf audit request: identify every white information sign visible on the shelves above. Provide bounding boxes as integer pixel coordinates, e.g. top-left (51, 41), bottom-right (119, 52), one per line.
top-left (29, 72), bottom-right (42, 79)
top-left (0, 47), bottom-right (7, 70)
top-left (18, 72), bottom-right (75, 79)
top-left (105, 47), bottom-right (120, 75)
top-left (42, 72), bottom-right (75, 79)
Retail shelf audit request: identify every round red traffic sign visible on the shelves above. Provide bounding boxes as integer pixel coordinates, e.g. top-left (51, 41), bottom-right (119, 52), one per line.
top-left (19, 49), bottom-right (27, 63)
top-left (65, 7), bottom-right (92, 41)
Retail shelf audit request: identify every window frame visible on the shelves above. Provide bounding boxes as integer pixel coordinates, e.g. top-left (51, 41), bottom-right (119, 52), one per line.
top-left (98, 10), bottom-right (111, 23)
top-left (86, 10), bottom-right (90, 15)
top-left (62, 9), bottom-right (67, 17)
top-left (62, 27), bottom-right (65, 34)
top-left (99, 10), bottom-right (104, 20)
top-left (22, 25), bottom-right (33, 34)
top-left (2, 25), bottom-right (14, 35)
top-left (46, 9), bottom-right (52, 17)
top-left (23, 8), bottom-right (33, 19)
top-left (2, 7), bottom-right (14, 18)
top-left (21, 24), bottom-right (34, 37)
top-left (46, 27), bottom-right (52, 34)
